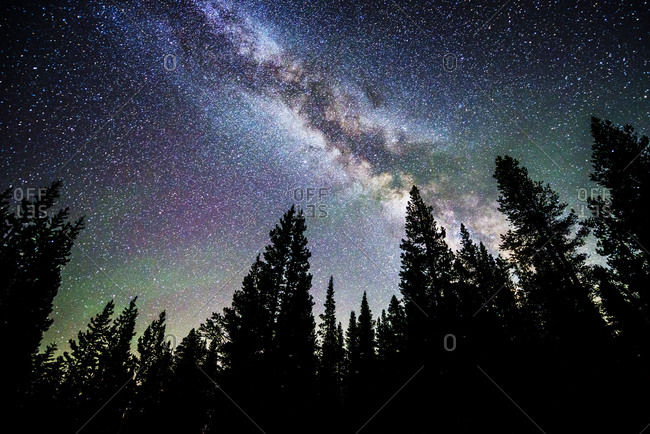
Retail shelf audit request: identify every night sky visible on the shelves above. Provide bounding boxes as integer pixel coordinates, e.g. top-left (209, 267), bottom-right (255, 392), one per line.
top-left (1, 0), bottom-right (648, 348)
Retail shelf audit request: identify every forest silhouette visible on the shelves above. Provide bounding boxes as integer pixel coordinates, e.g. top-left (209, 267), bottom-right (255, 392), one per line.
top-left (2, 117), bottom-right (649, 433)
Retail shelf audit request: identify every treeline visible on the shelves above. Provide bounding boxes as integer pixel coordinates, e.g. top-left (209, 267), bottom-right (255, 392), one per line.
top-left (3, 117), bottom-right (649, 433)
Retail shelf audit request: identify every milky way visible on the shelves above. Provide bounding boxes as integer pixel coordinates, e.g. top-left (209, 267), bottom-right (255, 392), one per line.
top-left (1, 0), bottom-right (648, 346)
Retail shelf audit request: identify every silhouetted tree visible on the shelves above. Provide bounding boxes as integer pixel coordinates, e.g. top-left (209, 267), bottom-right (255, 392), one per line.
top-left (219, 254), bottom-right (270, 428)
top-left (222, 255), bottom-right (267, 373)
top-left (30, 343), bottom-right (63, 398)
top-left (357, 292), bottom-right (376, 367)
top-left (99, 298), bottom-right (139, 430)
top-left (127, 311), bottom-right (173, 432)
top-left (586, 118), bottom-right (650, 349)
top-left (57, 299), bottom-right (139, 432)
top-left (221, 206), bottom-right (317, 431)
top-left (0, 181), bottom-right (84, 404)
top-left (399, 185), bottom-right (455, 363)
top-left (167, 328), bottom-right (209, 433)
top-left (200, 311), bottom-right (225, 379)
top-left (318, 276), bottom-right (344, 405)
top-left (376, 310), bottom-right (389, 363)
top-left (273, 207), bottom-right (317, 427)
top-left (61, 300), bottom-right (115, 403)
top-left (28, 343), bottom-right (64, 431)
top-left (493, 154), bottom-right (616, 433)
top-left (336, 321), bottom-right (345, 373)
top-left (376, 295), bottom-right (407, 368)
top-left (454, 224), bottom-right (519, 358)
top-left (494, 155), bottom-right (605, 348)
top-left (343, 310), bottom-right (359, 405)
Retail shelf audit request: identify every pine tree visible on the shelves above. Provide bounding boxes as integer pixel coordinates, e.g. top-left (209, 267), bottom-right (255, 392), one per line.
top-left (357, 292), bottom-right (376, 366)
top-left (376, 310), bottom-right (390, 363)
top-left (220, 254), bottom-right (271, 429)
top-left (587, 118), bottom-right (650, 348)
top-left (57, 299), bottom-right (140, 431)
top-left (458, 226), bottom-right (518, 323)
top-left (494, 155), bottom-right (605, 348)
top-left (31, 343), bottom-right (63, 397)
top-left (105, 298), bottom-right (139, 382)
top-left (274, 207), bottom-right (317, 402)
top-left (345, 310), bottom-right (359, 377)
top-left (262, 208), bottom-right (294, 338)
top-left (127, 311), bottom-right (173, 431)
top-left (385, 295), bottom-right (407, 363)
top-left (399, 185), bottom-right (455, 361)
top-left (99, 298), bottom-right (139, 431)
top-left (318, 276), bottom-right (343, 403)
top-left (58, 300), bottom-right (115, 430)
top-left (62, 300), bottom-right (115, 398)
top-left (374, 295), bottom-right (408, 396)
top-left (454, 224), bottom-right (485, 317)
top-left (173, 327), bottom-right (207, 376)
top-left (336, 321), bottom-right (345, 373)
top-left (454, 225), bottom-right (520, 359)
top-left (25, 343), bottom-right (65, 432)
top-left (220, 206), bottom-right (317, 430)
top-left (200, 311), bottom-right (225, 378)
top-left (0, 181), bottom-right (84, 402)
top-left (589, 118), bottom-right (649, 249)
top-left (222, 255), bottom-right (268, 373)
top-left (168, 328), bottom-right (209, 433)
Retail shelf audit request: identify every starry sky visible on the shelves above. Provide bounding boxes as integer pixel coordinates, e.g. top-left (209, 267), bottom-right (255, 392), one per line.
top-left (1, 0), bottom-right (648, 348)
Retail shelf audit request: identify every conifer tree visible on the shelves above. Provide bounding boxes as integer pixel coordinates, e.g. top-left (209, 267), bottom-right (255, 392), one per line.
top-left (222, 255), bottom-right (268, 373)
top-left (336, 321), bottom-right (345, 370)
top-left (454, 224), bottom-right (485, 317)
top-left (318, 276), bottom-right (343, 403)
top-left (385, 295), bottom-right (407, 362)
top-left (62, 300), bottom-right (115, 400)
top-left (0, 181), bottom-right (84, 401)
top-left (28, 343), bottom-right (64, 430)
top-left (274, 207), bottom-right (317, 400)
top-left (587, 118), bottom-right (650, 346)
top-left (376, 310), bottom-right (389, 363)
top-left (57, 299), bottom-right (139, 431)
top-left (342, 309), bottom-right (359, 412)
top-left (105, 298), bottom-right (139, 382)
top-left (345, 310), bottom-right (359, 378)
top-left (357, 292), bottom-right (376, 366)
top-left (174, 327), bottom-right (207, 375)
top-left (220, 254), bottom-right (271, 428)
top-left (59, 300), bottom-right (115, 430)
top-left (455, 225), bottom-right (520, 358)
top-left (128, 311), bottom-right (173, 431)
top-left (31, 343), bottom-right (63, 398)
top-left (200, 311), bottom-right (225, 379)
top-left (262, 208), bottom-right (294, 337)
top-left (589, 118), bottom-right (649, 250)
top-left (168, 328), bottom-right (209, 432)
top-left (494, 155), bottom-right (605, 347)
top-left (221, 206), bottom-right (317, 429)
top-left (100, 298), bottom-right (139, 430)
top-left (399, 185), bottom-right (455, 361)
